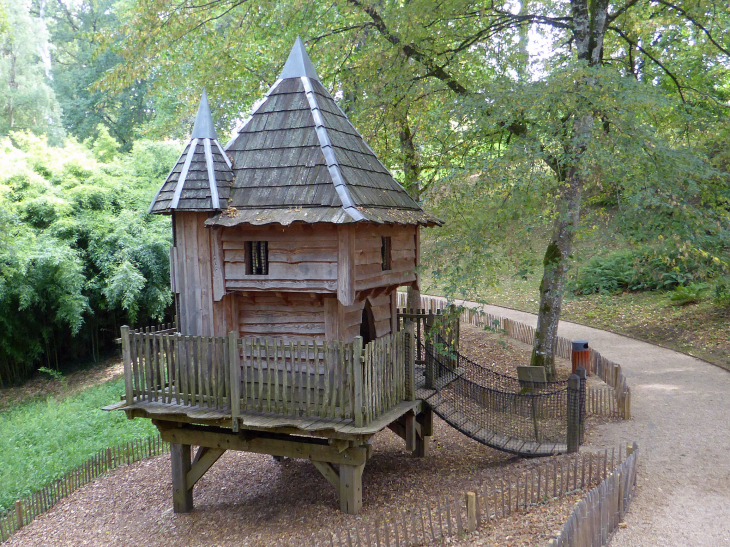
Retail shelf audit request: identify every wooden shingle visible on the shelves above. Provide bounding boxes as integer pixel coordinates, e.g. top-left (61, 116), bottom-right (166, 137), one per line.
top-left (149, 90), bottom-right (234, 214)
top-left (208, 38), bottom-right (441, 228)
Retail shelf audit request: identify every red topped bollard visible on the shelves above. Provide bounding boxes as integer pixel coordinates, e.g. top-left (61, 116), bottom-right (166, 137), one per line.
top-left (572, 340), bottom-right (590, 375)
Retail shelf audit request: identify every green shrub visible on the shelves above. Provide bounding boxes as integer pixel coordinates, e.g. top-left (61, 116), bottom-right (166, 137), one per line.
top-left (714, 278), bottom-right (730, 307)
top-left (0, 135), bottom-right (177, 386)
top-left (573, 247), bottom-right (715, 295)
top-left (669, 283), bottom-right (711, 306)
top-left (572, 251), bottom-right (635, 294)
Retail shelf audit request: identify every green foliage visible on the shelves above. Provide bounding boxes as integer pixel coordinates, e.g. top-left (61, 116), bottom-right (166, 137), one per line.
top-left (0, 131), bottom-right (177, 385)
top-left (0, 0), bottom-right (62, 139)
top-left (43, 0), bottom-right (151, 149)
top-left (669, 283), bottom-right (711, 306)
top-left (571, 251), bottom-right (636, 295)
top-left (572, 247), bottom-right (722, 295)
top-left (0, 377), bottom-right (157, 512)
top-left (713, 278), bottom-right (730, 307)
top-left (37, 366), bottom-right (63, 380)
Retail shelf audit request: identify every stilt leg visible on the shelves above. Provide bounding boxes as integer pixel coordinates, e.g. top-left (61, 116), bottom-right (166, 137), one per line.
top-left (171, 443), bottom-right (193, 513)
top-left (405, 411), bottom-right (416, 452)
top-left (339, 463), bottom-right (364, 514)
top-left (413, 407), bottom-right (433, 458)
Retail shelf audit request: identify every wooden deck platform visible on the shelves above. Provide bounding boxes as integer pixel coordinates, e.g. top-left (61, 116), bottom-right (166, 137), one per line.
top-left (104, 398), bottom-right (423, 441)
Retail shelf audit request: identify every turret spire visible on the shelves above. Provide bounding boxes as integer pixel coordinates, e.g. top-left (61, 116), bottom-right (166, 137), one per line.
top-left (279, 36), bottom-right (320, 81)
top-left (190, 89), bottom-right (217, 140)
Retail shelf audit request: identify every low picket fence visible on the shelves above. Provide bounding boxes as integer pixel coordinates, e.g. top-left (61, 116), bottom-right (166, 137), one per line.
top-left (280, 445), bottom-right (635, 547)
top-left (398, 293), bottom-right (631, 420)
top-left (0, 434), bottom-right (169, 542)
top-left (549, 442), bottom-right (639, 547)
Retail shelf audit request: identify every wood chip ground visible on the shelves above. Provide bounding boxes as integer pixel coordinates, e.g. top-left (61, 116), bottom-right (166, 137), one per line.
top-left (4, 324), bottom-right (601, 547)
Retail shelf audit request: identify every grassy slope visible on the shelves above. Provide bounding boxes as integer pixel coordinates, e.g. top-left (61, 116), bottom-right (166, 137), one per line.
top-left (0, 377), bottom-right (156, 513)
top-left (423, 209), bottom-right (730, 370)
top-left (478, 273), bottom-right (730, 370)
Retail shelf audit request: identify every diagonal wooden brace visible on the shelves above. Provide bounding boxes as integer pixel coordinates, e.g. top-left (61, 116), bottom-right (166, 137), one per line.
top-left (312, 460), bottom-right (340, 490)
top-left (187, 447), bottom-right (225, 490)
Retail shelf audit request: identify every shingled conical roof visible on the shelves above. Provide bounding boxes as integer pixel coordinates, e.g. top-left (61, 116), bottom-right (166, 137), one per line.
top-left (149, 90), bottom-right (234, 214)
top-left (208, 38), bottom-right (441, 227)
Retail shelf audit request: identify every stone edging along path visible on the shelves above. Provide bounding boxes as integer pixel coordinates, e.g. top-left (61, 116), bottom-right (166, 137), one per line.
top-left (458, 299), bottom-right (730, 546)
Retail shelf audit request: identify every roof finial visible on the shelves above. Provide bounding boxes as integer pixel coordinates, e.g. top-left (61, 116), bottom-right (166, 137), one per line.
top-left (190, 89), bottom-right (218, 140)
top-left (279, 36), bottom-right (320, 81)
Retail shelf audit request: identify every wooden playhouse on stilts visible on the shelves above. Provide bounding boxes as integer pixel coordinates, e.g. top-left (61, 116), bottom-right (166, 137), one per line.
top-left (106, 38), bottom-right (442, 514)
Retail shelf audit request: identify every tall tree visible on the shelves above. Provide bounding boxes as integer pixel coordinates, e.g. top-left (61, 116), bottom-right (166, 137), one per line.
top-left (342, 0), bottom-right (729, 377)
top-left (38, 0), bottom-right (152, 149)
top-left (0, 0), bottom-right (61, 138)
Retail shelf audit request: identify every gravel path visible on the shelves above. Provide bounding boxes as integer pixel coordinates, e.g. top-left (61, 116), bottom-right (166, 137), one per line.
top-left (471, 302), bottom-right (730, 546)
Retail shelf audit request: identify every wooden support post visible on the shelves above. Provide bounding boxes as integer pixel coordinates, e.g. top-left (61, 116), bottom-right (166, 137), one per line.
top-left (404, 411), bottom-right (416, 452)
top-left (171, 443), bottom-right (193, 513)
top-left (424, 312), bottom-right (435, 389)
top-left (404, 322), bottom-right (415, 401)
top-left (229, 331), bottom-right (240, 432)
top-left (339, 463), bottom-right (364, 514)
top-left (353, 336), bottom-right (364, 427)
top-left (576, 366), bottom-right (586, 444)
top-left (567, 375), bottom-right (580, 454)
top-left (421, 405), bottom-right (434, 436)
top-left (413, 407), bottom-right (433, 458)
top-left (121, 326), bottom-right (133, 404)
top-left (466, 492), bottom-right (476, 532)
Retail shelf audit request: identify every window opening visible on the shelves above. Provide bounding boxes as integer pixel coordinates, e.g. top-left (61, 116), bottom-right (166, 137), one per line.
top-left (381, 236), bottom-right (392, 271)
top-left (245, 241), bottom-right (269, 275)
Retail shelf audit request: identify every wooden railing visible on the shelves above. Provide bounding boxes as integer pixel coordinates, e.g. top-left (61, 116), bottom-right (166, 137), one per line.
top-left (120, 327), bottom-right (231, 409)
top-left (121, 327), bottom-right (415, 427)
top-left (232, 337), bottom-right (360, 423)
top-left (363, 328), bottom-right (414, 424)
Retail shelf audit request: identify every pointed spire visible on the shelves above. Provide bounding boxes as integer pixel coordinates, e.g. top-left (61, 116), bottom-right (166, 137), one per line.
top-left (190, 89), bottom-right (218, 139)
top-left (279, 36), bottom-right (320, 81)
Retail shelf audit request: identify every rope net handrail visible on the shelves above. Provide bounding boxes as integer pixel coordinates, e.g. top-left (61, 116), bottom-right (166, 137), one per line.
top-left (418, 337), bottom-right (570, 445)
top-left (427, 332), bottom-right (567, 392)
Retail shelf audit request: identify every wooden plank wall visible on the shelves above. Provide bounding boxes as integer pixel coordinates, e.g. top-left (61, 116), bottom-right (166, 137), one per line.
top-left (238, 292), bottom-right (327, 340)
top-left (222, 224), bottom-right (339, 293)
top-left (174, 219), bottom-right (416, 342)
top-left (324, 292), bottom-right (395, 343)
top-left (236, 291), bottom-right (396, 343)
top-left (174, 212), bottom-right (215, 336)
top-left (174, 212), bottom-right (235, 337)
top-left (355, 225), bottom-right (417, 292)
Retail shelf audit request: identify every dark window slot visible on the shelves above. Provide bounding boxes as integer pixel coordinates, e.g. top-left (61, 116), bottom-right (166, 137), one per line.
top-left (381, 236), bottom-right (392, 271)
top-left (245, 241), bottom-right (269, 275)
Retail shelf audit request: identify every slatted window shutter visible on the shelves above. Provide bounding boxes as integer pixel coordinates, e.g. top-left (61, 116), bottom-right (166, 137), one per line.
top-left (245, 241), bottom-right (269, 275)
top-left (381, 236), bottom-right (392, 271)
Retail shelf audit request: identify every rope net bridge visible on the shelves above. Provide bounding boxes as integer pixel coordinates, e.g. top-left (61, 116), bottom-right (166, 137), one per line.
top-left (415, 333), bottom-right (583, 457)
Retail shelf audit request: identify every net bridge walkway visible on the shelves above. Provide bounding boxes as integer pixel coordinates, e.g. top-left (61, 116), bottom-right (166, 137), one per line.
top-left (416, 336), bottom-right (569, 457)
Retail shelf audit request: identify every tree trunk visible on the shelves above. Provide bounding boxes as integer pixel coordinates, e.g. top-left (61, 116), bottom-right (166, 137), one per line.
top-left (399, 114), bottom-right (422, 311)
top-left (530, 0), bottom-right (605, 378)
top-left (530, 153), bottom-right (585, 378)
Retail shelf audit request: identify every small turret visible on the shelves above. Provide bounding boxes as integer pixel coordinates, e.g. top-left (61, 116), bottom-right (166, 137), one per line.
top-left (149, 90), bottom-right (234, 214)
